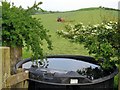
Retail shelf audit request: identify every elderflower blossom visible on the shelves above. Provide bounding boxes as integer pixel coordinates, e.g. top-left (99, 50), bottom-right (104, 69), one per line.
top-left (83, 28), bottom-right (86, 31)
top-left (73, 35), bottom-right (77, 39)
top-left (107, 23), bottom-right (111, 26)
top-left (93, 29), bottom-right (97, 32)
top-left (93, 24), bottom-right (99, 28)
top-left (109, 21), bottom-right (113, 24)
top-left (115, 22), bottom-right (118, 24)
top-left (82, 25), bottom-right (85, 28)
top-left (76, 31), bottom-right (80, 35)
top-left (79, 22), bottom-right (83, 25)
top-left (104, 25), bottom-right (112, 29)
top-left (63, 31), bottom-right (69, 35)
top-left (101, 23), bottom-right (104, 25)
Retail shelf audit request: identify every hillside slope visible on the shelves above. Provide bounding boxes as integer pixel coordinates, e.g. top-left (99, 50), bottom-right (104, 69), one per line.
top-left (24, 7), bottom-right (119, 57)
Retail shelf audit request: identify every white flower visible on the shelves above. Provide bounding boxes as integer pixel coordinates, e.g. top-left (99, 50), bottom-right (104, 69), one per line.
top-left (76, 31), bottom-right (80, 34)
top-left (82, 26), bottom-right (85, 28)
top-left (73, 36), bottom-right (77, 39)
top-left (93, 25), bottom-right (98, 28)
top-left (61, 30), bottom-right (64, 32)
top-left (63, 31), bottom-right (69, 35)
top-left (91, 32), bottom-right (96, 35)
top-left (115, 22), bottom-right (118, 24)
top-left (83, 28), bottom-right (86, 31)
top-left (109, 21), bottom-right (113, 24)
top-left (107, 23), bottom-right (111, 26)
top-left (94, 29), bottom-right (97, 32)
top-left (79, 22), bottom-right (83, 25)
top-left (93, 24), bottom-right (99, 28)
top-left (105, 25), bottom-right (112, 29)
top-left (74, 28), bottom-right (77, 31)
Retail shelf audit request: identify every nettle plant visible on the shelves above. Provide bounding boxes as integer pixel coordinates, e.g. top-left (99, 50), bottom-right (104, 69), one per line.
top-left (57, 21), bottom-right (120, 70)
top-left (2, 2), bottom-right (52, 62)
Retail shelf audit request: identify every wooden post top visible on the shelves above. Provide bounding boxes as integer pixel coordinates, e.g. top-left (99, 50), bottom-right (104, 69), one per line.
top-left (0, 47), bottom-right (10, 49)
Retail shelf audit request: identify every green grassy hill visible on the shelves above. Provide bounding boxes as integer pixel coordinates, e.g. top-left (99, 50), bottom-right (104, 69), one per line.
top-left (23, 7), bottom-right (119, 58)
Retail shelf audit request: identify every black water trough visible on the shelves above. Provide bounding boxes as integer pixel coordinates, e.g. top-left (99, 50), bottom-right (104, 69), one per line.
top-left (15, 55), bottom-right (118, 90)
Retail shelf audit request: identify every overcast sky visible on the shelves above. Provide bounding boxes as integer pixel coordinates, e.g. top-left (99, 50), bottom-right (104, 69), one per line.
top-left (6, 0), bottom-right (120, 11)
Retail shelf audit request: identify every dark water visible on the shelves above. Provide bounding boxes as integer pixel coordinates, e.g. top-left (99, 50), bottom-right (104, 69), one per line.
top-left (22, 58), bottom-right (100, 72)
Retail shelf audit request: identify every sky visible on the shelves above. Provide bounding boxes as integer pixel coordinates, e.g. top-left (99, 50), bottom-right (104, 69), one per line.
top-left (5, 0), bottom-right (120, 11)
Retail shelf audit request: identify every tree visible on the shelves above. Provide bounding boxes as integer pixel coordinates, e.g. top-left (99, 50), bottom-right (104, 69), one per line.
top-left (2, 1), bottom-right (52, 74)
top-left (57, 21), bottom-right (119, 70)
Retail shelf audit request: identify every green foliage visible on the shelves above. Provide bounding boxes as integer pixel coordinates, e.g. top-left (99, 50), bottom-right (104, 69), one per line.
top-left (0, 6), bottom-right (2, 18)
top-left (2, 1), bottom-right (52, 60)
top-left (27, 1), bottom-right (43, 15)
top-left (57, 21), bottom-right (119, 70)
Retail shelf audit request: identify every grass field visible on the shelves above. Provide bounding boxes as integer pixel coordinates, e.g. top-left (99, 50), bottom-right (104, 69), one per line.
top-left (23, 7), bottom-right (118, 58)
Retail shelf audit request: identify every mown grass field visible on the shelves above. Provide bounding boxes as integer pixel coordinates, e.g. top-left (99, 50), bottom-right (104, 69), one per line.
top-left (23, 7), bottom-right (118, 58)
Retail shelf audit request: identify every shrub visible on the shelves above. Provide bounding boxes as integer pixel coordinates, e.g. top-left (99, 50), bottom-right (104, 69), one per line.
top-left (57, 21), bottom-right (120, 70)
top-left (2, 1), bottom-right (52, 62)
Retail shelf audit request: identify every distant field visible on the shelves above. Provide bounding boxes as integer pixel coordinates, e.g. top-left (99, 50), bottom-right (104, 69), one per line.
top-left (23, 7), bottom-right (118, 58)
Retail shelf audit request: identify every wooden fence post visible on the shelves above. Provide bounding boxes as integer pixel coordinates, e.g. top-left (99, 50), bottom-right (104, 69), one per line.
top-left (0, 47), bottom-right (11, 89)
top-left (10, 47), bottom-right (22, 75)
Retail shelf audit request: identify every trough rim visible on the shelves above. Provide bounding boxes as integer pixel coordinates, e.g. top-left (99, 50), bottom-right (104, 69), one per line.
top-left (15, 55), bottom-right (118, 86)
